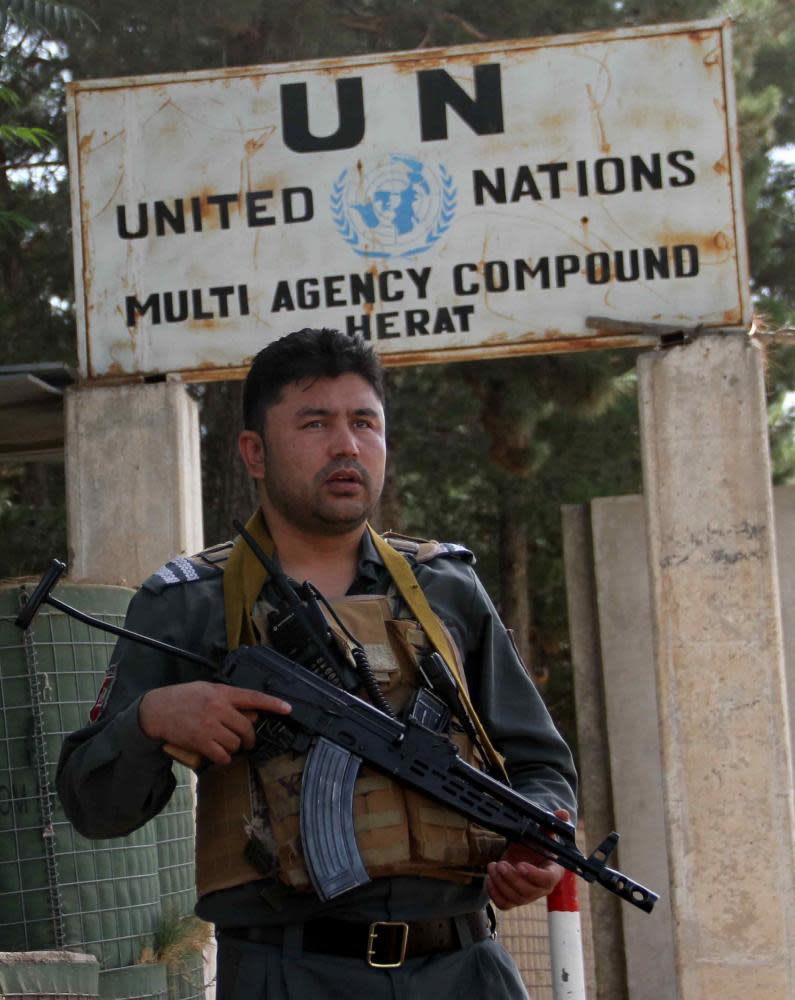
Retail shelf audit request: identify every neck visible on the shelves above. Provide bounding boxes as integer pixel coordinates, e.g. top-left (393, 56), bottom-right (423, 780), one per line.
top-left (260, 504), bottom-right (366, 600)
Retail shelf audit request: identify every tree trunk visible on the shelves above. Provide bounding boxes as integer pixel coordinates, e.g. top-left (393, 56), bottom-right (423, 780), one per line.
top-left (497, 485), bottom-right (533, 671)
top-left (372, 448), bottom-right (402, 533)
top-left (467, 368), bottom-right (538, 674)
top-left (200, 381), bottom-right (256, 545)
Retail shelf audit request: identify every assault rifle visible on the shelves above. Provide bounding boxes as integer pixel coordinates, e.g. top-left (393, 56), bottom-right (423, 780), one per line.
top-left (16, 557), bottom-right (658, 914)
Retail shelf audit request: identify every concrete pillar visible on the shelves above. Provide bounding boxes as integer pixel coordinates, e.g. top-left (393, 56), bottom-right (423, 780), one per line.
top-left (589, 496), bottom-right (675, 1000)
top-left (637, 333), bottom-right (795, 997)
top-left (65, 380), bottom-right (203, 585)
top-left (774, 485), bottom-right (795, 771)
top-left (562, 504), bottom-right (628, 1000)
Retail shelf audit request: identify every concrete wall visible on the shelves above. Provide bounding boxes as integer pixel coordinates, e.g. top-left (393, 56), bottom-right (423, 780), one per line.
top-left (566, 483), bottom-right (795, 1000)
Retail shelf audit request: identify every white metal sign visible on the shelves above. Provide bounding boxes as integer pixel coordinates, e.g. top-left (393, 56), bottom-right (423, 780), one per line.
top-left (67, 18), bottom-right (749, 381)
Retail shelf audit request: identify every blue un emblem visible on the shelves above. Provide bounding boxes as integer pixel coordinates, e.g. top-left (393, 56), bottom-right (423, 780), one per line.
top-left (330, 154), bottom-right (456, 259)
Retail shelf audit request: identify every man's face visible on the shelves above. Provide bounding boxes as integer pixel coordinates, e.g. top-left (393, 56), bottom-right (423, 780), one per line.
top-left (245, 373), bottom-right (386, 536)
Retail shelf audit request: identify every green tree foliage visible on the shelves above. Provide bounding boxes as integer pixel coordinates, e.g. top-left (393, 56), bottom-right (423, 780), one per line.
top-left (0, 0), bottom-right (92, 35)
top-left (0, 84), bottom-right (50, 233)
top-left (0, 3), bottom-right (85, 579)
top-left (383, 349), bottom-right (643, 745)
top-left (0, 13), bottom-right (74, 365)
top-left (728, 0), bottom-right (795, 457)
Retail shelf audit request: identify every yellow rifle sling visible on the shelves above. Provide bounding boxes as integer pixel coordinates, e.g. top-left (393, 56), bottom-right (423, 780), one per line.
top-left (223, 509), bottom-right (274, 652)
top-left (367, 526), bottom-right (509, 783)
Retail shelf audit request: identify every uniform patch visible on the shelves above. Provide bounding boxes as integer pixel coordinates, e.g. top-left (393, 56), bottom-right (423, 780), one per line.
top-left (89, 665), bottom-right (117, 723)
top-left (362, 642), bottom-right (396, 678)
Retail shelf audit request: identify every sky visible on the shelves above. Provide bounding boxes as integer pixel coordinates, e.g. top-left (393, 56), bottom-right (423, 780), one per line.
top-left (773, 145), bottom-right (795, 166)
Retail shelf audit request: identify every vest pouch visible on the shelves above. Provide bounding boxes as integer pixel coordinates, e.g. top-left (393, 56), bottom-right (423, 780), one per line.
top-left (402, 726), bottom-right (506, 869)
top-left (255, 752), bottom-right (309, 889)
top-left (257, 753), bottom-right (412, 891)
top-left (404, 786), bottom-right (471, 866)
top-left (195, 758), bottom-right (265, 897)
top-left (325, 596), bottom-right (407, 694)
top-left (467, 824), bottom-right (508, 866)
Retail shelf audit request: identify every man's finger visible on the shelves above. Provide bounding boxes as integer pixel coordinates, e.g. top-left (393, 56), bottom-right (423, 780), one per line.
top-left (491, 860), bottom-right (546, 897)
top-left (486, 854), bottom-right (565, 911)
top-left (487, 876), bottom-right (529, 909)
top-left (487, 871), bottom-right (526, 908)
top-left (224, 687), bottom-right (292, 715)
top-left (216, 702), bottom-right (258, 744)
top-left (208, 720), bottom-right (244, 756)
top-left (204, 740), bottom-right (233, 767)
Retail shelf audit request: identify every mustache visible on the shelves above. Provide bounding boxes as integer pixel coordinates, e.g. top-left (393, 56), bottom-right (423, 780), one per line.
top-left (315, 459), bottom-right (371, 486)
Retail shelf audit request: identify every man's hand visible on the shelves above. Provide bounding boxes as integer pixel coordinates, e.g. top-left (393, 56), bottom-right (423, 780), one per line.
top-left (139, 681), bottom-right (291, 766)
top-left (486, 809), bottom-right (570, 910)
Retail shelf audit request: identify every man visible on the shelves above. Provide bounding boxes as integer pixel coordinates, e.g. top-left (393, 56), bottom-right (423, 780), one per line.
top-left (57, 327), bottom-right (577, 999)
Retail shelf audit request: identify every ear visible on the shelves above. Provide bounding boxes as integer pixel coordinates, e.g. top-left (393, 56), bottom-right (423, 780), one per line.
top-left (238, 430), bottom-right (265, 480)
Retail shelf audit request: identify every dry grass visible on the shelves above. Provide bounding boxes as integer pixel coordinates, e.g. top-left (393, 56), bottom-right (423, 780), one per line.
top-left (139, 908), bottom-right (212, 971)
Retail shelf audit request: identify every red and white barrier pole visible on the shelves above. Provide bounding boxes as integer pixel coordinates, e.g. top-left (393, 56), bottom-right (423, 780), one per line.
top-left (546, 870), bottom-right (587, 999)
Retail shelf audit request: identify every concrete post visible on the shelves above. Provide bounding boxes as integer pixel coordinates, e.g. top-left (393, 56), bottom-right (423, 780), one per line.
top-left (773, 485), bottom-right (795, 771)
top-left (637, 333), bottom-right (795, 997)
top-left (589, 496), bottom-right (674, 1000)
top-left (562, 504), bottom-right (628, 1000)
top-left (65, 380), bottom-right (203, 585)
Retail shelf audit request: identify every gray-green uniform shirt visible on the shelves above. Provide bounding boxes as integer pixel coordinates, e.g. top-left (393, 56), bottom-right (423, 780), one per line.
top-left (56, 531), bottom-right (577, 999)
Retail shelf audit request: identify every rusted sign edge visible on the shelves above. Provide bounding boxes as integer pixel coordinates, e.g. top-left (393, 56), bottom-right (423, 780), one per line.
top-left (72, 330), bottom-right (755, 388)
top-left (720, 22), bottom-right (752, 328)
top-left (64, 17), bottom-right (731, 96)
top-left (65, 89), bottom-right (91, 380)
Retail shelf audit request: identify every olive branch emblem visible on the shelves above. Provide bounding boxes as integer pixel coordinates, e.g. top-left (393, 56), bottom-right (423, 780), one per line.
top-left (329, 162), bottom-right (457, 259)
top-left (330, 170), bottom-right (359, 249)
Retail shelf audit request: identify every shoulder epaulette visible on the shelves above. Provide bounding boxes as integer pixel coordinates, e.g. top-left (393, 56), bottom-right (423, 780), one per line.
top-left (435, 541), bottom-right (476, 564)
top-left (195, 540), bottom-right (234, 567)
top-left (142, 542), bottom-right (231, 594)
top-left (381, 530), bottom-right (474, 565)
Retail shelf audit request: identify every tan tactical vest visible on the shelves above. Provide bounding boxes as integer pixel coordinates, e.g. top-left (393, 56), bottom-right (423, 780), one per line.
top-left (194, 544), bottom-right (505, 899)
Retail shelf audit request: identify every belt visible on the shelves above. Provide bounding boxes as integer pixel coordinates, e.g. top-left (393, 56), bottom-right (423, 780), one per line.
top-left (219, 909), bottom-right (495, 969)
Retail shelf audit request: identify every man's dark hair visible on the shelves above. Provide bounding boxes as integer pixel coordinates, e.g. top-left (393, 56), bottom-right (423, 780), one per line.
top-left (242, 328), bottom-right (385, 432)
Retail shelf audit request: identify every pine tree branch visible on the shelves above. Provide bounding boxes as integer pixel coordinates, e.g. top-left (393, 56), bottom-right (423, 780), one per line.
top-left (336, 13), bottom-right (389, 37)
top-left (437, 12), bottom-right (489, 42)
top-left (1, 0), bottom-right (96, 36)
top-left (0, 159), bottom-right (66, 169)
